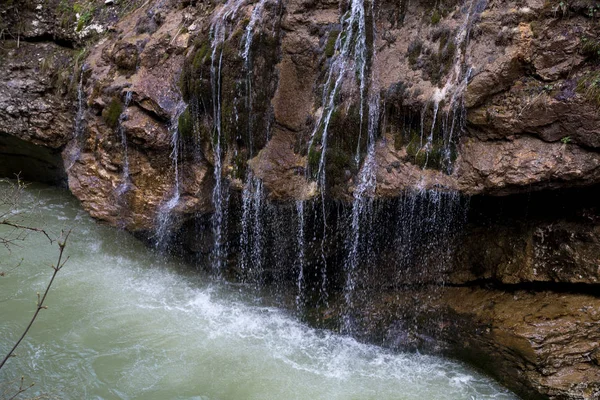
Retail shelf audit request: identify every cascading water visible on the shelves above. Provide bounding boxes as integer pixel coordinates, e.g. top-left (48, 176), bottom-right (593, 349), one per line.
top-left (295, 200), bottom-right (306, 309)
top-left (308, 0), bottom-right (368, 189)
top-left (305, 0), bottom-right (370, 308)
top-left (155, 102), bottom-right (187, 248)
top-left (343, 90), bottom-right (380, 333)
top-left (66, 65), bottom-right (87, 171)
top-left (0, 183), bottom-right (517, 400)
top-left (240, 0), bottom-right (270, 156)
top-left (238, 171), bottom-right (265, 280)
top-left (416, 0), bottom-right (486, 172)
top-left (209, 0), bottom-right (245, 270)
top-left (117, 90), bottom-right (133, 197)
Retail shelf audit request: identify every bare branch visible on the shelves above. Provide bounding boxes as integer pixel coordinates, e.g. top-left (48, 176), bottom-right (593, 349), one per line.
top-left (6, 377), bottom-right (35, 400)
top-left (0, 230), bottom-right (71, 371)
top-left (0, 220), bottom-right (53, 244)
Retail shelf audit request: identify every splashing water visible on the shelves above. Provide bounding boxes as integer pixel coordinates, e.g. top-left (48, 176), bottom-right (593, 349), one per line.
top-left (0, 183), bottom-right (518, 400)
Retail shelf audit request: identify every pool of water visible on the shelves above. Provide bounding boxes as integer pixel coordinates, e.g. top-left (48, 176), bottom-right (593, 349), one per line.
top-left (0, 183), bottom-right (518, 399)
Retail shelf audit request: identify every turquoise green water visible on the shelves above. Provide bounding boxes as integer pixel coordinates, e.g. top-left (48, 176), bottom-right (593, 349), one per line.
top-left (0, 184), bottom-right (517, 400)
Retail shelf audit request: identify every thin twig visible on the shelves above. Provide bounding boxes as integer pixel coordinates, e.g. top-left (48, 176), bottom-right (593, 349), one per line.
top-left (0, 230), bottom-right (71, 371)
top-left (7, 377), bottom-right (34, 400)
top-left (0, 220), bottom-right (53, 244)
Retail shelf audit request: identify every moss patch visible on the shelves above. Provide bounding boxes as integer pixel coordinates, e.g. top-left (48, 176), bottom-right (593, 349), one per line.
top-left (178, 107), bottom-right (194, 139)
top-left (422, 31), bottom-right (457, 86)
top-left (325, 30), bottom-right (340, 58)
top-left (407, 39), bottom-right (423, 67)
top-left (431, 9), bottom-right (441, 24)
top-left (580, 36), bottom-right (600, 63)
top-left (102, 97), bottom-right (123, 129)
top-left (576, 71), bottom-right (600, 106)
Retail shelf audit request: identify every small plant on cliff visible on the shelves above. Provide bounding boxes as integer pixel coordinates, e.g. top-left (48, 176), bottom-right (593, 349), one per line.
top-left (552, 0), bottom-right (569, 17)
top-left (580, 36), bottom-right (600, 62)
top-left (576, 72), bottom-right (600, 106)
top-left (102, 97), bottom-right (123, 129)
top-left (431, 9), bottom-right (442, 24)
top-left (325, 30), bottom-right (340, 58)
top-left (561, 136), bottom-right (572, 144)
top-left (178, 107), bottom-right (194, 139)
top-left (73, 2), bottom-right (95, 32)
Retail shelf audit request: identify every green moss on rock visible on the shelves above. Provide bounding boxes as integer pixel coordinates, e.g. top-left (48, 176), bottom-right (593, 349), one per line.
top-left (431, 9), bottom-right (441, 24)
top-left (103, 96), bottom-right (123, 129)
top-left (325, 30), bottom-right (340, 58)
top-left (178, 107), bottom-right (194, 138)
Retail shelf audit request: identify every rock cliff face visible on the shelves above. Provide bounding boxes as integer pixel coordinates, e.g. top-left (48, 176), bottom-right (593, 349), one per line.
top-left (1, 0), bottom-right (599, 398)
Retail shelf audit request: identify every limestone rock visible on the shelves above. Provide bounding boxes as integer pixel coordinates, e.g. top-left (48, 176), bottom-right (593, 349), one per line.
top-left (455, 136), bottom-right (600, 195)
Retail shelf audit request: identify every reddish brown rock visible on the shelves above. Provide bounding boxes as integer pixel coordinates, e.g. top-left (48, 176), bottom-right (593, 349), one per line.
top-left (455, 136), bottom-right (600, 195)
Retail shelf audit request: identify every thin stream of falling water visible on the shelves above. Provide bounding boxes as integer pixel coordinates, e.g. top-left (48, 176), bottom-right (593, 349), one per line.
top-left (308, 0), bottom-right (368, 189)
top-left (418, 0), bottom-right (485, 171)
top-left (237, 0), bottom-right (273, 281)
top-left (421, 99), bottom-right (440, 170)
top-left (343, 8), bottom-right (380, 332)
top-left (155, 103), bottom-right (187, 248)
top-left (117, 90), bottom-right (133, 196)
top-left (344, 96), bottom-right (379, 332)
top-left (209, 0), bottom-right (245, 271)
top-left (306, 0), bottom-right (369, 307)
top-left (241, 0), bottom-right (270, 156)
top-left (295, 200), bottom-right (305, 310)
top-left (66, 65), bottom-right (86, 171)
top-left (238, 171), bottom-right (265, 278)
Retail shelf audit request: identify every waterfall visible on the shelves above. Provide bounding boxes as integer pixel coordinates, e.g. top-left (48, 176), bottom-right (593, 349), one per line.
top-left (342, 0), bottom-right (380, 333)
top-left (208, 0), bottom-right (245, 271)
top-left (307, 0), bottom-right (368, 189)
top-left (295, 200), bottom-right (306, 310)
top-left (391, 189), bottom-right (468, 282)
top-left (241, 0), bottom-right (270, 156)
top-left (417, 0), bottom-right (485, 173)
top-left (117, 90), bottom-right (133, 196)
top-left (344, 92), bottom-right (380, 332)
top-left (238, 171), bottom-right (265, 279)
top-left (237, 1), bottom-right (271, 278)
top-left (302, 0), bottom-right (370, 309)
top-left (66, 65), bottom-right (87, 171)
top-left (155, 102), bottom-right (187, 248)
